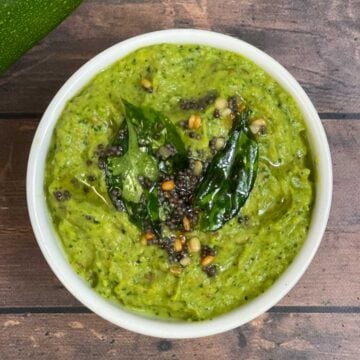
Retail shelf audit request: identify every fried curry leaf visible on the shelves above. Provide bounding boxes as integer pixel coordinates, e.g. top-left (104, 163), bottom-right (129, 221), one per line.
top-left (105, 100), bottom-right (188, 234)
top-left (194, 110), bottom-right (259, 231)
top-left (124, 99), bottom-right (188, 172)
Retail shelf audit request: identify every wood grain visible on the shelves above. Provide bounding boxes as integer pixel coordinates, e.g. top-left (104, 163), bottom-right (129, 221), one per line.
top-left (1, 313), bottom-right (359, 359)
top-left (0, 119), bottom-right (359, 308)
top-left (0, 0), bottom-right (359, 114)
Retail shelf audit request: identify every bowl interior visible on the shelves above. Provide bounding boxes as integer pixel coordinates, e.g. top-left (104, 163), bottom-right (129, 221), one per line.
top-left (27, 29), bottom-right (332, 338)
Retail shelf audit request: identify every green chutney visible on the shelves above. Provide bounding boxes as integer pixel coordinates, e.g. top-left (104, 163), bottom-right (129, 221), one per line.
top-left (45, 44), bottom-right (314, 320)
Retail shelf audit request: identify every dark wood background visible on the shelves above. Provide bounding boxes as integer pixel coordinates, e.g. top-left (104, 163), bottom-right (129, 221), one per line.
top-left (0, 0), bottom-right (359, 359)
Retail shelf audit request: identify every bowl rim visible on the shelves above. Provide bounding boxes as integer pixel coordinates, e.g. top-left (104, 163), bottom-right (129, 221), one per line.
top-left (26, 28), bottom-right (332, 339)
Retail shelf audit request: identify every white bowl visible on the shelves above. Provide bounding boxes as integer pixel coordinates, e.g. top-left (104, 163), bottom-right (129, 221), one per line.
top-left (27, 29), bottom-right (332, 338)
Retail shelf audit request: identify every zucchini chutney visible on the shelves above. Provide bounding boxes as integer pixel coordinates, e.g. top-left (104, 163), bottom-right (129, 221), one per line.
top-left (45, 44), bottom-right (314, 320)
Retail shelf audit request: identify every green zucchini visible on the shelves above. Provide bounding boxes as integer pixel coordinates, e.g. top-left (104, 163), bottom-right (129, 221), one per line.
top-left (0, 0), bottom-right (83, 73)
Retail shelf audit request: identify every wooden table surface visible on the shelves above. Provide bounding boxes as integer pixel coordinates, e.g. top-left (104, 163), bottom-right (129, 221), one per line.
top-left (1, 0), bottom-right (359, 359)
